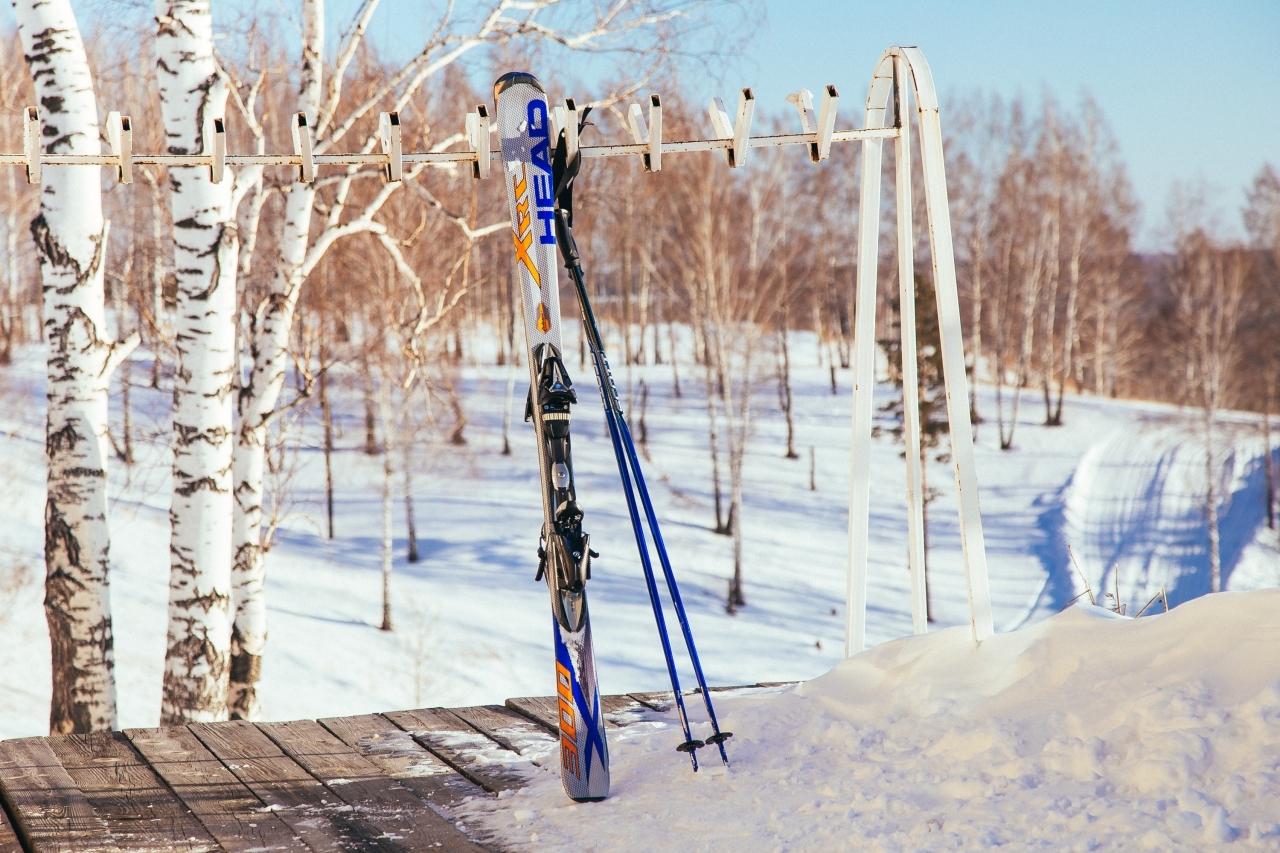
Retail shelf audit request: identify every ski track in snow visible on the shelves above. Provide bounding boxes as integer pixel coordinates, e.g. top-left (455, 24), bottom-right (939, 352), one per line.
top-left (1041, 415), bottom-right (1280, 618)
top-left (0, 336), bottom-right (1277, 742)
top-left (466, 591), bottom-right (1280, 852)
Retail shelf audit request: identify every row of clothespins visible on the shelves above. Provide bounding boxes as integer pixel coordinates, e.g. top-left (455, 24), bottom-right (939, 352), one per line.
top-left (13, 83), bottom-right (840, 186)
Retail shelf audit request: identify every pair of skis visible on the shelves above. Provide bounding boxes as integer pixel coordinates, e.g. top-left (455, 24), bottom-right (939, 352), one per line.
top-left (494, 72), bottom-right (731, 802)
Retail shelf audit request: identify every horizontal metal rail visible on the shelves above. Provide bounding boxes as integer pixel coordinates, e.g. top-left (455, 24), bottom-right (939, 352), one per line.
top-left (0, 127), bottom-right (895, 170)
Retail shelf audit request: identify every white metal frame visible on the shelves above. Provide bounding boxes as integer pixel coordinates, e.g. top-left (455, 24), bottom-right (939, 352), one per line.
top-left (846, 47), bottom-right (993, 654)
top-left (1, 45), bottom-right (992, 652)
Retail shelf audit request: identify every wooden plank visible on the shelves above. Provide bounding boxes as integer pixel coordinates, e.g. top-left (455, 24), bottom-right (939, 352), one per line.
top-left (502, 697), bottom-right (557, 735)
top-left (448, 706), bottom-right (557, 761)
top-left (628, 691), bottom-right (675, 712)
top-left (0, 737), bottom-right (116, 853)
top-left (383, 709), bottom-right (532, 795)
top-left (507, 694), bottom-right (654, 733)
top-left (0, 799), bottom-right (21, 853)
top-left (318, 714), bottom-right (485, 812)
top-left (600, 694), bottom-right (653, 728)
top-left (124, 726), bottom-right (308, 853)
top-left (259, 720), bottom-right (488, 853)
top-left (629, 684), bottom-right (770, 713)
top-left (46, 731), bottom-right (217, 853)
top-left (188, 721), bottom-right (354, 853)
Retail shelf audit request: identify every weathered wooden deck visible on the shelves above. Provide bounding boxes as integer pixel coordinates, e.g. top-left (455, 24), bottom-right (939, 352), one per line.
top-left (0, 686), bottom-right (773, 852)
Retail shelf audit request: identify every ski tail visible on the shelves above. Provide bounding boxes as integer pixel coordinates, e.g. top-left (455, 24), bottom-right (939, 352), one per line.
top-left (553, 610), bottom-right (609, 799)
top-left (495, 71), bottom-right (609, 802)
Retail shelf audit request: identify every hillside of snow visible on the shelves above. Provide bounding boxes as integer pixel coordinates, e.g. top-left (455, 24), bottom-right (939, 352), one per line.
top-left (0, 329), bottom-right (1277, 738)
top-left (468, 590), bottom-right (1280, 851)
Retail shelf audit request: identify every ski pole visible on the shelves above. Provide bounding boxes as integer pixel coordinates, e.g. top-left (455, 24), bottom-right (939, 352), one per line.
top-left (558, 210), bottom-right (731, 765)
top-left (556, 214), bottom-right (705, 767)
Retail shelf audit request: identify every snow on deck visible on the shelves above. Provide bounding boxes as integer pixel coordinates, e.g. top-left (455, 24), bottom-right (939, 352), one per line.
top-left (468, 591), bottom-right (1280, 851)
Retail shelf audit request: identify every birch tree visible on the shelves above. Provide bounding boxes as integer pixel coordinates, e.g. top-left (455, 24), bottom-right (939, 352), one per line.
top-left (947, 93), bottom-right (1008, 425)
top-left (1167, 195), bottom-right (1249, 594)
top-left (227, 0), bottom-right (710, 718)
top-left (15, 0), bottom-right (139, 735)
top-left (156, 0), bottom-right (245, 723)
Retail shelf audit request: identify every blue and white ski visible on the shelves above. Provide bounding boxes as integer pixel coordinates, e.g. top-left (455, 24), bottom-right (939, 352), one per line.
top-left (494, 71), bottom-right (609, 802)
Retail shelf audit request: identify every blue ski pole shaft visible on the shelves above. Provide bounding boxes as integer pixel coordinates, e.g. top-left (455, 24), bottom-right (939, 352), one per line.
top-left (556, 214), bottom-right (730, 764)
top-left (612, 414), bottom-right (731, 764)
top-left (563, 259), bottom-right (703, 766)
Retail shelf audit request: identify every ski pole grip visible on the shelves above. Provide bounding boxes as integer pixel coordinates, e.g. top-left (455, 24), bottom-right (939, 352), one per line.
top-left (555, 209), bottom-right (581, 266)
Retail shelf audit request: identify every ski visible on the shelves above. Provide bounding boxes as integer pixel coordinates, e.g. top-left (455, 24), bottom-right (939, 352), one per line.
top-left (494, 72), bottom-right (609, 802)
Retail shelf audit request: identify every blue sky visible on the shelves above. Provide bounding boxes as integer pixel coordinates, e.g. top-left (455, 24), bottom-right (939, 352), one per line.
top-left (743, 0), bottom-right (1278, 248)
top-left (7, 1), bottom-right (1275, 247)
top-left (301, 0), bottom-right (1279, 247)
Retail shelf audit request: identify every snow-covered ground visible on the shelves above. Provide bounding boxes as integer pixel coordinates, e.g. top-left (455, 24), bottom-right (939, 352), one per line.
top-left (468, 590), bottom-right (1280, 851)
top-left (0, 329), bottom-right (1277, 741)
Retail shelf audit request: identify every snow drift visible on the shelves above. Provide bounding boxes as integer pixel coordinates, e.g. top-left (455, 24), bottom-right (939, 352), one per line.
top-left (468, 589), bottom-right (1280, 851)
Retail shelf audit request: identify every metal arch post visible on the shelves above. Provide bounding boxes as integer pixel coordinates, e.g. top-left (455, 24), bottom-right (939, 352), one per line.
top-left (893, 52), bottom-right (929, 636)
top-left (901, 46), bottom-right (994, 643)
top-left (845, 50), bottom-right (895, 657)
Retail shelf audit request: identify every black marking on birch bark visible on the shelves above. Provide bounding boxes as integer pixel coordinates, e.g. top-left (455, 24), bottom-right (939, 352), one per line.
top-left (173, 475), bottom-right (222, 497)
top-left (232, 543), bottom-right (263, 589)
top-left (189, 224), bottom-right (229, 301)
top-left (168, 587), bottom-right (232, 611)
top-left (30, 214), bottom-right (80, 276)
top-left (174, 422), bottom-right (231, 445)
top-left (31, 216), bottom-right (109, 297)
top-left (45, 599), bottom-right (114, 735)
top-left (40, 95), bottom-right (64, 114)
top-left (232, 496), bottom-right (262, 520)
top-left (47, 421), bottom-right (84, 454)
top-left (162, 622), bottom-right (230, 722)
top-left (61, 465), bottom-right (106, 479)
top-left (228, 647), bottom-right (261, 683)
top-left (190, 74), bottom-right (216, 153)
top-left (235, 419), bottom-right (268, 447)
top-left (45, 309), bottom-right (107, 386)
top-left (24, 28), bottom-right (74, 71)
top-left (44, 498), bottom-right (84, 571)
top-left (156, 10), bottom-right (199, 41)
top-left (43, 499), bottom-right (116, 729)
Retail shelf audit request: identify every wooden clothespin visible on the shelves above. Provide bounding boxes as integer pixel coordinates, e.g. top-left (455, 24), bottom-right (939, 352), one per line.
top-left (708, 88), bottom-right (754, 168)
top-left (292, 113), bottom-right (314, 183)
top-left (23, 107), bottom-right (40, 185)
top-left (466, 104), bottom-right (490, 180)
top-left (786, 85), bottom-right (838, 162)
top-left (204, 117), bottom-right (226, 183)
top-left (379, 112), bottom-right (402, 182)
top-left (107, 111), bottom-right (133, 184)
top-left (626, 95), bottom-right (663, 172)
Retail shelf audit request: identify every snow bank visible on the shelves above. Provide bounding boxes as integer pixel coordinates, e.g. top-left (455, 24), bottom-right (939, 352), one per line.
top-left (468, 589), bottom-right (1280, 851)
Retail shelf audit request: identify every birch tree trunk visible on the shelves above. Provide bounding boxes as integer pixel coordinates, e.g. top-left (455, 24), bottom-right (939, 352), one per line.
top-left (16, 0), bottom-right (137, 735)
top-left (157, 0), bottom-right (240, 724)
top-left (378, 382), bottom-right (394, 632)
top-left (228, 0), bottom-right (323, 721)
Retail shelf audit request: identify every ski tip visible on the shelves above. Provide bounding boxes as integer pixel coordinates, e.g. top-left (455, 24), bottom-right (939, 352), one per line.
top-left (494, 71), bottom-right (544, 99)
